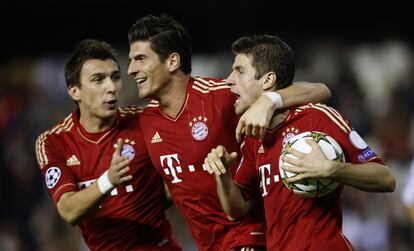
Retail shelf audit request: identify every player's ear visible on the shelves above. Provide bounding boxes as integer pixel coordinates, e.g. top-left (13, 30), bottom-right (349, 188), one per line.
top-left (67, 84), bottom-right (81, 102)
top-left (167, 52), bottom-right (180, 72)
top-left (262, 71), bottom-right (276, 91)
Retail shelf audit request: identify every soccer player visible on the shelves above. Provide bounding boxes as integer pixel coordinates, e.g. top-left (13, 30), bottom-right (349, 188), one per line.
top-left (204, 34), bottom-right (396, 250)
top-left (35, 39), bottom-right (182, 251)
top-left (127, 14), bottom-right (331, 251)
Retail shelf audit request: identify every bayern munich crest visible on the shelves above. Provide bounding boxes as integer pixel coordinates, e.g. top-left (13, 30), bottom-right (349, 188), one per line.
top-left (114, 138), bottom-right (136, 161)
top-left (189, 116), bottom-right (209, 141)
top-left (282, 127), bottom-right (299, 146)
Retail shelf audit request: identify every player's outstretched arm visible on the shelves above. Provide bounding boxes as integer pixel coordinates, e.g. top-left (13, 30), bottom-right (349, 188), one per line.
top-left (57, 139), bottom-right (132, 225)
top-left (281, 139), bottom-right (396, 192)
top-left (236, 82), bottom-right (331, 142)
top-left (204, 145), bottom-right (253, 220)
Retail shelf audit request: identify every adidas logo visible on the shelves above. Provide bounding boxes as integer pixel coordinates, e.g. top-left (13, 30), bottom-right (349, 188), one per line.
top-left (66, 155), bottom-right (80, 166)
top-left (151, 132), bottom-right (163, 143)
top-left (258, 145), bottom-right (265, 154)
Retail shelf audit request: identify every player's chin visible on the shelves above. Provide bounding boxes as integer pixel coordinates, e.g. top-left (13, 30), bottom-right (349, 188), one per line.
top-left (138, 89), bottom-right (150, 99)
top-left (101, 109), bottom-right (117, 118)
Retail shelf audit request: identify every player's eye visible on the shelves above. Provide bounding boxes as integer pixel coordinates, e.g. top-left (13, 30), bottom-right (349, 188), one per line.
top-left (112, 73), bottom-right (121, 81)
top-left (92, 77), bottom-right (103, 82)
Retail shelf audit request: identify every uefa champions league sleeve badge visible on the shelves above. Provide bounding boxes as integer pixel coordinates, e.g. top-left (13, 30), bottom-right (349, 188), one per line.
top-left (189, 115), bottom-right (208, 141)
top-left (45, 166), bottom-right (61, 189)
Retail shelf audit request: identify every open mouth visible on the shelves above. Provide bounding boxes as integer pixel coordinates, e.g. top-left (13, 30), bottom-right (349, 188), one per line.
top-left (234, 94), bottom-right (240, 106)
top-left (136, 77), bottom-right (147, 84)
top-left (104, 100), bottom-right (117, 109)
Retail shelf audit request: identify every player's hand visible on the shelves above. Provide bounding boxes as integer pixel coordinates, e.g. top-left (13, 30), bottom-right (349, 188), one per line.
top-left (281, 139), bottom-right (334, 182)
top-left (204, 145), bottom-right (238, 176)
top-left (236, 94), bottom-right (275, 142)
top-left (108, 138), bottom-right (132, 186)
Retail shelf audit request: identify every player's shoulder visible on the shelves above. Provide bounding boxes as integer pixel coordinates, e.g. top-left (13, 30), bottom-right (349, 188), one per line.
top-left (36, 113), bottom-right (75, 143)
top-left (189, 76), bottom-right (230, 95)
top-left (293, 103), bottom-right (341, 116)
top-left (141, 100), bottom-right (160, 115)
top-left (118, 105), bottom-right (143, 120)
top-left (292, 103), bottom-right (352, 133)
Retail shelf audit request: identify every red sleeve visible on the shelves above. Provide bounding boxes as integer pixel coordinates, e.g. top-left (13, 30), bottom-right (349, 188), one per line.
top-left (35, 133), bottom-right (78, 204)
top-left (306, 104), bottom-right (384, 165)
top-left (233, 138), bottom-right (261, 200)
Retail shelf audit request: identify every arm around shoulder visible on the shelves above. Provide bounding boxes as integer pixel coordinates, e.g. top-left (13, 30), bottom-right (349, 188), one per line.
top-left (277, 82), bottom-right (331, 108)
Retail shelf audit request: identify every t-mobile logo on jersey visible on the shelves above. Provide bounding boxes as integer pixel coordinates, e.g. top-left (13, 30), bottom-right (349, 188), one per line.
top-left (78, 180), bottom-right (133, 196)
top-left (258, 164), bottom-right (279, 197)
top-left (160, 154), bottom-right (183, 183)
top-left (160, 154), bottom-right (205, 183)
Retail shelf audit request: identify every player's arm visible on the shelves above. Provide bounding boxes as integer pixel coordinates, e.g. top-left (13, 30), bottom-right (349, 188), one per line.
top-left (57, 139), bottom-right (132, 225)
top-left (281, 140), bottom-right (395, 192)
top-left (236, 82), bottom-right (331, 142)
top-left (402, 161), bottom-right (414, 224)
top-left (204, 145), bottom-right (253, 220)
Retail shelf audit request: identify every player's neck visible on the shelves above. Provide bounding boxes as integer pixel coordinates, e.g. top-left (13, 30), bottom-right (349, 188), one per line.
top-left (269, 109), bottom-right (289, 129)
top-left (78, 112), bottom-right (116, 133)
top-left (158, 74), bottom-right (191, 118)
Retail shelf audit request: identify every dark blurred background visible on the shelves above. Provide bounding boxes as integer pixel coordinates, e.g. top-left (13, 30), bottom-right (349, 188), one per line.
top-left (1, 1), bottom-right (413, 250)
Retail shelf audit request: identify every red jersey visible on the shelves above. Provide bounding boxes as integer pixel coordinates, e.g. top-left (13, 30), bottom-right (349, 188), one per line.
top-left (35, 106), bottom-right (180, 251)
top-left (235, 103), bottom-right (384, 251)
top-left (140, 77), bottom-right (266, 251)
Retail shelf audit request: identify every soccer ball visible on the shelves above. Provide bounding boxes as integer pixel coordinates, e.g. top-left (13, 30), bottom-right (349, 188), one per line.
top-left (279, 131), bottom-right (345, 198)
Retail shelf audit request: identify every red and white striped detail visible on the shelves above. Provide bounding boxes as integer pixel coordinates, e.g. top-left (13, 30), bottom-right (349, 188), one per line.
top-left (192, 77), bottom-right (229, 93)
top-left (298, 103), bottom-right (352, 134)
top-left (118, 106), bottom-right (143, 115)
top-left (146, 100), bottom-right (160, 108)
top-left (36, 114), bottom-right (74, 169)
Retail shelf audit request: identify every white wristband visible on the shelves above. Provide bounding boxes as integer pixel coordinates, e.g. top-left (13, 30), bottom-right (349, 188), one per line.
top-left (263, 92), bottom-right (283, 109)
top-left (97, 170), bottom-right (114, 194)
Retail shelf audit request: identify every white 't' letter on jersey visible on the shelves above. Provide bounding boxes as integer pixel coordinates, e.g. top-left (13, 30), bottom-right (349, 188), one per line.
top-left (160, 154), bottom-right (183, 183)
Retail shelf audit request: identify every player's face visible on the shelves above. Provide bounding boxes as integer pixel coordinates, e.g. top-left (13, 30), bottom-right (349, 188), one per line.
top-left (227, 54), bottom-right (264, 115)
top-left (70, 59), bottom-right (122, 120)
top-left (128, 41), bottom-right (171, 99)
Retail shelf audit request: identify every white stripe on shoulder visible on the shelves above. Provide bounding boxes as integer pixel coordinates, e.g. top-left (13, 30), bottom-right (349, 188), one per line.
top-left (194, 77), bottom-right (212, 85)
top-left (192, 81), bottom-right (230, 94)
top-left (119, 106), bottom-right (143, 114)
top-left (308, 104), bottom-right (351, 133)
top-left (36, 131), bottom-right (48, 169)
top-left (314, 104), bottom-right (352, 132)
top-left (50, 114), bottom-right (72, 134)
top-left (37, 114), bottom-right (75, 169)
top-left (194, 81), bottom-right (210, 90)
top-left (192, 85), bottom-right (209, 93)
top-left (208, 79), bottom-right (227, 86)
top-left (210, 85), bottom-right (230, 90)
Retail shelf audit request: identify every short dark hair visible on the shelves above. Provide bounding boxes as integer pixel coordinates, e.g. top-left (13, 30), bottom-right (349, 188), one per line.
top-left (64, 39), bottom-right (119, 88)
top-left (128, 14), bottom-right (192, 74)
top-left (231, 35), bottom-right (295, 90)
